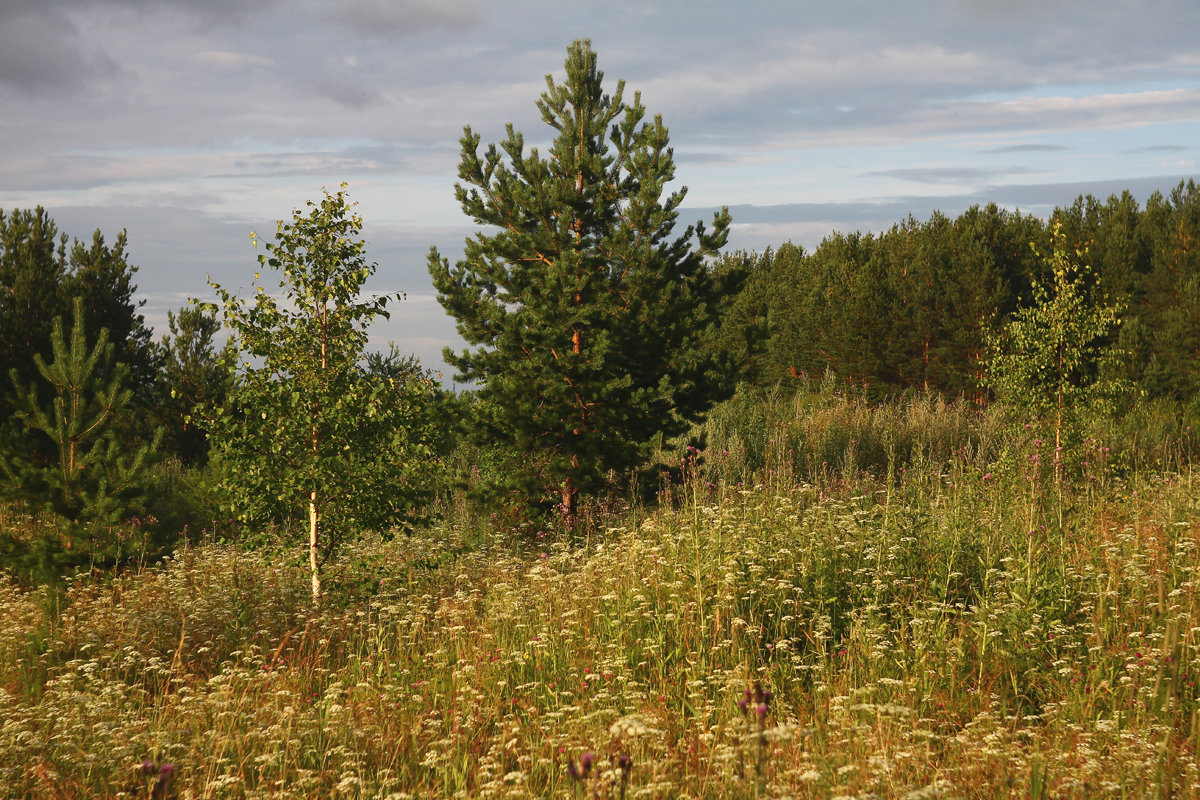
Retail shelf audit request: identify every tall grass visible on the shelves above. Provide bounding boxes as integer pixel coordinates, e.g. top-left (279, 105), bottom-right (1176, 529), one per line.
top-left (698, 377), bottom-right (1007, 491)
top-left (1, 388), bottom-right (1199, 797)
top-left (1, 481), bottom-right (1197, 795)
top-left (698, 376), bottom-right (1198, 494)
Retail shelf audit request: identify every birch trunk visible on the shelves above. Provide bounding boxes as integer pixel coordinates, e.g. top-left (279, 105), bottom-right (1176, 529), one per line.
top-left (309, 491), bottom-right (321, 604)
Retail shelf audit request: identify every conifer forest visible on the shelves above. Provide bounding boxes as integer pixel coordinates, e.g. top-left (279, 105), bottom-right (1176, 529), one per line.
top-left (2, 41), bottom-right (1200, 799)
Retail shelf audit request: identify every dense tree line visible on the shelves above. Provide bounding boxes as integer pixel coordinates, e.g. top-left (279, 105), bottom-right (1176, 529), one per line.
top-left (1056, 183), bottom-right (1200, 405)
top-left (715, 181), bottom-right (1200, 411)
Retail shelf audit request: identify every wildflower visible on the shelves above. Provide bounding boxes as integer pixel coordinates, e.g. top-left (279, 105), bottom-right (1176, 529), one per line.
top-left (568, 751), bottom-right (596, 782)
top-left (137, 758), bottom-right (177, 799)
top-left (613, 753), bottom-right (634, 797)
top-left (610, 715), bottom-right (650, 738)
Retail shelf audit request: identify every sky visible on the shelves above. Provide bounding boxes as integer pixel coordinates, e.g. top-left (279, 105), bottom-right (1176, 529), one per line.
top-left (2, 0), bottom-right (1199, 377)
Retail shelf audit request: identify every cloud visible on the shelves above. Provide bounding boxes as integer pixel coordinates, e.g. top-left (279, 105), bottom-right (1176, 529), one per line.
top-left (590, 2), bottom-right (1200, 150)
top-left (983, 174), bottom-right (1200, 210)
top-left (1127, 144), bottom-right (1190, 154)
top-left (984, 89), bottom-right (1200, 125)
top-left (763, 88), bottom-right (1200, 150)
top-left (0, 143), bottom-right (432, 196)
top-left (674, 150), bottom-right (745, 166)
top-left (330, 0), bottom-right (482, 37)
top-left (981, 144), bottom-right (1069, 154)
top-left (866, 166), bottom-right (1037, 185)
top-left (0, 7), bottom-right (117, 94)
top-left (193, 50), bottom-right (274, 72)
top-left (5, 0), bottom-right (1200, 371)
top-left (716, 201), bottom-right (928, 227)
top-left (689, 173), bottom-right (1200, 252)
top-left (311, 78), bottom-right (385, 109)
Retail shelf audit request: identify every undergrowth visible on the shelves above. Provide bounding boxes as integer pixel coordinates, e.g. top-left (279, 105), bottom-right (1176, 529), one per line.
top-left (2, 386), bottom-right (1199, 798)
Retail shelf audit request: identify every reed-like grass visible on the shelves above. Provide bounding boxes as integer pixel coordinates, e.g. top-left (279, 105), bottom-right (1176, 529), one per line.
top-left (2, 388), bottom-right (1199, 798)
top-left (697, 379), bottom-right (1004, 491)
top-left (2, 462), bottom-right (1198, 798)
top-left (698, 377), bottom-right (1198, 491)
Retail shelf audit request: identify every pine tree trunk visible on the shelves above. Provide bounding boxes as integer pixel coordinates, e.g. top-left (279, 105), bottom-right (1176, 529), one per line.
top-left (561, 473), bottom-right (577, 529)
top-left (563, 154), bottom-right (584, 530)
top-left (564, 285), bottom-right (583, 529)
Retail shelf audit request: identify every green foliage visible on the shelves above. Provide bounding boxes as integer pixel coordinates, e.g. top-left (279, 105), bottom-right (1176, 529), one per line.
top-left (151, 305), bottom-right (235, 465)
top-left (0, 208), bottom-right (157, 458)
top-left (720, 184), bottom-right (1196, 408)
top-left (362, 343), bottom-right (460, 463)
top-left (60, 228), bottom-right (158, 406)
top-left (204, 186), bottom-right (442, 602)
top-left (710, 245), bottom-right (797, 386)
top-left (0, 297), bottom-right (162, 577)
top-left (723, 204), bottom-right (1043, 397)
top-left (1136, 181), bottom-right (1200, 404)
top-left (429, 40), bottom-right (743, 522)
top-left (985, 222), bottom-right (1128, 486)
top-left (0, 208), bottom-right (68, 409)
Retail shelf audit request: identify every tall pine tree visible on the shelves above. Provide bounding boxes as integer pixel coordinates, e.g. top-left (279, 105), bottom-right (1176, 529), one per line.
top-left (429, 40), bottom-right (742, 524)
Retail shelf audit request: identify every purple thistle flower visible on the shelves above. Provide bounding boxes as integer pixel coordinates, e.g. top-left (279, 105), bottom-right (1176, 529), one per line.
top-left (152, 763), bottom-right (176, 800)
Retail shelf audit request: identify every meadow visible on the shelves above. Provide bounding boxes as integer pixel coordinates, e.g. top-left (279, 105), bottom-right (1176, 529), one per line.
top-left (2, 384), bottom-right (1199, 799)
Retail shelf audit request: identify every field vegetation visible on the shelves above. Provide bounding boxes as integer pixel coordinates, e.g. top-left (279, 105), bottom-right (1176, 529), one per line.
top-left (2, 379), bottom-right (1198, 799)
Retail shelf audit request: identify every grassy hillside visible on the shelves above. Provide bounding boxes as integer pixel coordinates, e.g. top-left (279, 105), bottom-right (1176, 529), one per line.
top-left (1, 391), bottom-right (1199, 798)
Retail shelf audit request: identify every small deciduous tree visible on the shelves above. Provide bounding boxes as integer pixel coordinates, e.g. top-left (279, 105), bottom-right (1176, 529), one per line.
top-left (985, 222), bottom-right (1128, 493)
top-left (429, 40), bottom-right (743, 524)
top-left (205, 187), bottom-right (441, 603)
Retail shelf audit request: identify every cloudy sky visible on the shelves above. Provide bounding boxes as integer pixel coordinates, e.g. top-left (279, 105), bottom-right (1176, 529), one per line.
top-left (2, 0), bottom-right (1198, 374)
